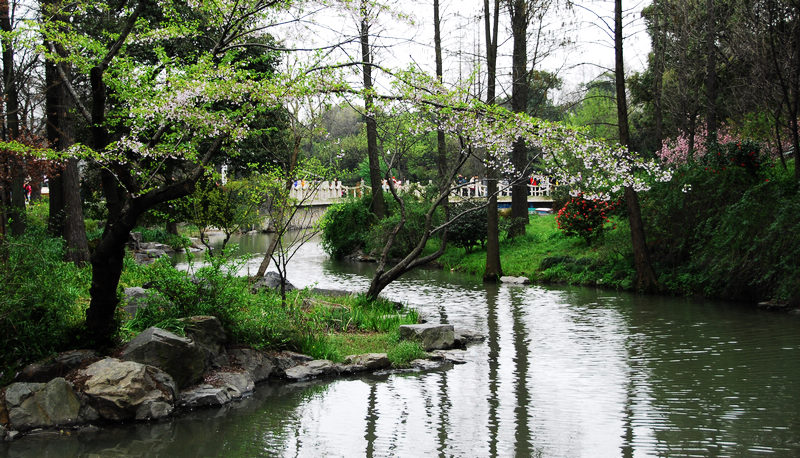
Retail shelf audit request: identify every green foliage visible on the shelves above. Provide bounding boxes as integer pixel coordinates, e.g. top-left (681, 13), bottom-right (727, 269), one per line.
top-left (366, 191), bottom-right (442, 258)
top-left (320, 196), bottom-right (375, 258)
top-left (555, 196), bottom-right (618, 245)
top-left (644, 146), bottom-right (797, 303)
top-left (134, 226), bottom-right (191, 250)
top-left (177, 177), bottom-right (265, 253)
top-left (447, 201), bottom-right (487, 252)
top-left (119, 253), bottom-right (310, 349)
top-left (0, 229), bottom-right (90, 383)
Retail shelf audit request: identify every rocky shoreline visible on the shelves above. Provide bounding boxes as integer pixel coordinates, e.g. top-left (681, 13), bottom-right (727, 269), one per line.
top-left (0, 316), bottom-right (483, 442)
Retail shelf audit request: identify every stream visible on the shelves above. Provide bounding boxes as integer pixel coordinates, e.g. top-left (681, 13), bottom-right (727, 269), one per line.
top-left (3, 233), bottom-right (800, 456)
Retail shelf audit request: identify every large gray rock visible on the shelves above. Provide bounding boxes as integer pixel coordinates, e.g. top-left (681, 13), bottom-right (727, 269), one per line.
top-left (399, 324), bottom-right (455, 351)
top-left (270, 351), bottom-right (314, 378)
top-left (251, 271), bottom-right (296, 293)
top-left (5, 378), bottom-right (81, 430)
top-left (120, 327), bottom-right (206, 389)
top-left (214, 372), bottom-right (255, 398)
top-left (341, 353), bottom-right (391, 374)
top-left (453, 328), bottom-right (486, 348)
top-left (178, 385), bottom-right (231, 409)
top-left (284, 360), bottom-right (340, 381)
top-left (180, 316), bottom-right (227, 367)
top-left (500, 276), bottom-right (531, 285)
top-left (14, 349), bottom-right (99, 383)
top-left (227, 348), bottom-right (275, 383)
top-left (76, 358), bottom-right (177, 421)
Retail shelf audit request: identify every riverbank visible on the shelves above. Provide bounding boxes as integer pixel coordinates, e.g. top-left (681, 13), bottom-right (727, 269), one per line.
top-left (436, 214), bottom-right (638, 290)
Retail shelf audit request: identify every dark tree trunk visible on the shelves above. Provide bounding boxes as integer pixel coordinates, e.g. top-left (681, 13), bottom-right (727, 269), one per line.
top-left (615, 0), bottom-right (659, 292)
top-left (705, 0), bottom-right (718, 144)
top-left (484, 0), bottom-right (502, 281)
top-left (1, 0), bottom-right (25, 236)
top-left (360, 0), bottom-right (385, 219)
top-left (509, 0), bottom-right (529, 237)
top-left (63, 158), bottom-right (89, 264)
top-left (433, 0), bottom-right (450, 252)
top-left (45, 56), bottom-right (66, 235)
top-left (652, 2), bottom-right (664, 145)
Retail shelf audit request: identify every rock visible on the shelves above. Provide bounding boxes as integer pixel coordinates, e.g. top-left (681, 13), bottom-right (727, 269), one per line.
top-left (133, 252), bottom-right (153, 264)
top-left (178, 385), bottom-right (232, 409)
top-left (0, 424), bottom-right (6, 441)
top-left (227, 348), bottom-right (274, 383)
top-left (14, 350), bottom-right (99, 383)
top-left (500, 276), bottom-right (531, 285)
top-left (123, 287), bottom-right (170, 318)
top-left (77, 358), bottom-right (177, 421)
top-left (5, 378), bottom-right (82, 430)
top-left (213, 372), bottom-right (255, 398)
top-left (127, 231), bottom-right (143, 250)
top-left (119, 327), bottom-right (206, 389)
top-left (399, 324), bottom-right (455, 351)
top-left (428, 350), bottom-right (469, 365)
top-left (270, 351), bottom-right (314, 377)
top-left (408, 358), bottom-right (451, 371)
top-left (453, 328), bottom-right (486, 348)
top-left (284, 360), bottom-right (340, 381)
top-left (139, 242), bottom-right (175, 253)
top-left (180, 316), bottom-right (227, 367)
top-left (341, 353), bottom-right (391, 374)
top-left (251, 271), bottom-right (296, 293)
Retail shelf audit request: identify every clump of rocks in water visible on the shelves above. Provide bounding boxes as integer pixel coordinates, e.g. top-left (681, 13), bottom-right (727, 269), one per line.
top-left (0, 316), bottom-right (483, 441)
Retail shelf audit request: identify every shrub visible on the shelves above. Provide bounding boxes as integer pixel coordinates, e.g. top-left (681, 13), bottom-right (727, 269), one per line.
top-left (320, 196), bottom-right (375, 259)
top-left (0, 229), bottom-right (90, 383)
top-left (365, 191), bottom-right (442, 258)
top-left (447, 201), bottom-right (487, 252)
top-left (555, 195), bottom-right (617, 245)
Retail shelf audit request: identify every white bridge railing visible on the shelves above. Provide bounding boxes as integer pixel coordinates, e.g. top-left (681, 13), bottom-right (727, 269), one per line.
top-left (289, 177), bottom-right (551, 204)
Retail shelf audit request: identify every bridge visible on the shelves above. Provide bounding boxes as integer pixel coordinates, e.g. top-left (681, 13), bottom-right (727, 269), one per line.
top-left (281, 178), bottom-right (553, 229)
top-left (288, 177), bottom-right (553, 207)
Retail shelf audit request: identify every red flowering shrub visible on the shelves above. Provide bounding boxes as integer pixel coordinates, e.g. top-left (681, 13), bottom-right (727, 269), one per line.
top-left (555, 195), bottom-right (617, 245)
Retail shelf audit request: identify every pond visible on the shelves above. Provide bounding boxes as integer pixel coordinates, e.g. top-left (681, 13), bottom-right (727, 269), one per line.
top-left (4, 234), bottom-right (800, 456)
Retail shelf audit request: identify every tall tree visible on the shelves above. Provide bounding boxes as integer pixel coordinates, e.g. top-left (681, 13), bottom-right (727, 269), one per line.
top-left (434, 0), bottom-right (448, 244)
top-left (484, 0), bottom-right (503, 281)
top-left (360, 0), bottom-right (386, 219)
top-left (508, 0), bottom-right (530, 237)
top-left (614, 0), bottom-right (659, 292)
top-left (1, 0), bottom-right (26, 236)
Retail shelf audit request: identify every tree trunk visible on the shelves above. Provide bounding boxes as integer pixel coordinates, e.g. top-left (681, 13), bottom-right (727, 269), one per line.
top-left (1, 0), bottom-right (25, 236)
top-left (484, 0), bottom-right (502, 281)
top-left (360, 0), bottom-right (385, 219)
top-left (45, 55), bottom-right (66, 235)
top-left (704, 0), bottom-right (718, 144)
top-left (433, 0), bottom-right (450, 253)
top-left (615, 0), bottom-right (659, 292)
top-left (62, 158), bottom-right (89, 264)
top-left (652, 2), bottom-right (664, 145)
top-left (508, 0), bottom-right (529, 237)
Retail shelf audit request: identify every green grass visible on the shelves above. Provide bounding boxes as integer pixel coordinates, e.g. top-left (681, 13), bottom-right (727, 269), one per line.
top-left (436, 214), bottom-right (636, 289)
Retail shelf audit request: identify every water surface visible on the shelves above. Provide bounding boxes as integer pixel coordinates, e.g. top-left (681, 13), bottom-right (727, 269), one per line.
top-left (4, 235), bottom-right (799, 456)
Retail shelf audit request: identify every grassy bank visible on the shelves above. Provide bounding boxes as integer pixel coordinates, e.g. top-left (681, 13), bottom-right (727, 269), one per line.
top-left (0, 204), bottom-right (424, 385)
top-left (436, 214), bottom-right (637, 290)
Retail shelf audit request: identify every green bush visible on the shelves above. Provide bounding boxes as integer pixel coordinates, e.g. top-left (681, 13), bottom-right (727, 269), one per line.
top-left (0, 229), bottom-right (90, 383)
top-left (366, 191), bottom-right (442, 258)
top-left (643, 141), bottom-right (798, 303)
top-left (120, 253), bottom-right (311, 350)
top-left (320, 195), bottom-right (375, 259)
top-left (447, 201), bottom-right (487, 252)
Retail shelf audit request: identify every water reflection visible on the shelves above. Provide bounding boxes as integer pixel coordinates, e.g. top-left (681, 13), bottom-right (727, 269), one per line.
top-left (4, 236), bottom-right (800, 457)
